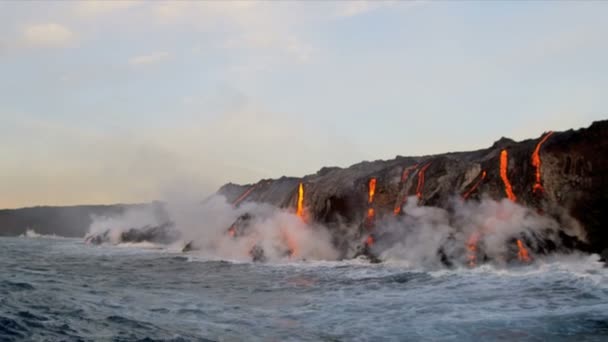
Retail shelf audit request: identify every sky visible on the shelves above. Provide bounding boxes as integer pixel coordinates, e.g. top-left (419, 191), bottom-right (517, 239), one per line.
top-left (0, 1), bottom-right (607, 209)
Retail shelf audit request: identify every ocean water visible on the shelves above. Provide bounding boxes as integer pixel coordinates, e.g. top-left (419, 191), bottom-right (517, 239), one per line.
top-left (1, 236), bottom-right (608, 341)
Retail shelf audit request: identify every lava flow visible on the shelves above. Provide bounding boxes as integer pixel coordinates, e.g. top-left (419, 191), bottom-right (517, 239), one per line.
top-left (531, 131), bottom-right (554, 193)
top-left (499, 150), bottom-right (517, 202)
top-left (394, 164), bottom-right (418, 215)
top-left (466, 232), bottom-right (480, 267)
top-left (416, 163), bottom-right (432, 200)
top-left (296, 182), bottom-right (305, 219)
top-left (233, 185), bottom-right (256, 206)
top-left (365, 178), bottom-right (377, 228)
top-left (516, 239), bottom-right (531, 263)
top-left (462, 171), bottom-right (487, 200)
top-left (368, 178), bottom-right (377, 204)
top-left (366, 208), bottom-right (375, 222)
top-left (365, 234), bottom-right (375, 247)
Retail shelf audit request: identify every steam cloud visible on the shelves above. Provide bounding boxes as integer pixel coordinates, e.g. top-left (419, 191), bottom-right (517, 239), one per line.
top-left (86, 194), bottom-right (581, 267)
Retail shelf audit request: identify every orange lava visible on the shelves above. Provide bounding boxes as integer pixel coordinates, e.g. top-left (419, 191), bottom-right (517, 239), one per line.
top-left (394, 164), bottom-right (418, 215)
top-left (366, 207), bottom-right (375, 223)
top-left (466, 232), bottom-right (480, 267)
top-left (365, 235), bottom-right (375, 247)
top-left (233, 185), bottom-right (256, 206)
top-left (228, 226), bottom-right (236, 238)
top-left (462, 171), bottom-right (487, 200)
top-left (393, 205), bottom-right (402, 216)
top-left (368, 178), bottom-right (377, 204)
top-left (531, 131), bottom-right (554, 193)
top-left (516, 239), bottom-right (531, 263)
top-left (416, 163), bottom-right (432, 200)
top-left (296, 182), bottom-right (305, 219)
top-left (499, 150), bottom-right (517, 202)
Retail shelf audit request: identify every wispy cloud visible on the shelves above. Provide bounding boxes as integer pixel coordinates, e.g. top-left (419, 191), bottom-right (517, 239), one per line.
top-left (336, 0), bottom-right (394, 17)
top-left (74, 0), bottom-right (142, 16)
top-left (128, 51), bottom-right (169, 66)
top-left (23, 23), bottom-right (75, 48)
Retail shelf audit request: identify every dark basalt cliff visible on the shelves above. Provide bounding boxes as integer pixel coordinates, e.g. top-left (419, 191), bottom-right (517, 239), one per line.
top-left (218, 120), bottom-right (608, 255)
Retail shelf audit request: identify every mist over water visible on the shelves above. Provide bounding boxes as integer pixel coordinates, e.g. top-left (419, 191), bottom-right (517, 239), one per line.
top-left (85, 194), bottom-right (582, 268)
top-left (1, 236), bottom-right (608, 341)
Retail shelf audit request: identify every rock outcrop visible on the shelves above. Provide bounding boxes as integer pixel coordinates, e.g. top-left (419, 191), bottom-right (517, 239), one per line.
top-left (218, 120), bottom-right (608, 257)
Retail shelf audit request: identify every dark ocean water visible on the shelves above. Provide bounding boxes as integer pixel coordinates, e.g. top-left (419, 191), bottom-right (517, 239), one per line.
top-left (1, 236), bottom-right (608, 341)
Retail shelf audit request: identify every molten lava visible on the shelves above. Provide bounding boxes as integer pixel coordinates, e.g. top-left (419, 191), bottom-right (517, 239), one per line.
top-left (233, 185), bottom-right (256, 206)
top-left (466, 233), bottom-right (480, 267)
top-left (228, 226), bottom-right (236, 238)
top-left (462, 171), bottom-right (487, 200)
top-left (296, 182), bottom-right (305, 219)
top-left (516, 239), bottom-right (531, 263)
top-left (531, 131), bottom-right (554, 194)
top-left (366, 208), bottom-right (376, 228)
top-left (368, 178), bottom-right (377, 204)
top-left (365, 234), bottom-right (375, 247)
top-left (394, 164), bottom-right (418, 215)
top-left (499, 150), bottom-right (517, 202)
top-left (416, 163), bottom-right (432, 200)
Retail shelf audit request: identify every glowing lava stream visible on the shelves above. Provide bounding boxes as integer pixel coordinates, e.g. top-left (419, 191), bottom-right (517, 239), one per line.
top-left (365, 178), bottom-right (377, 228)
top-left (416, 163), bottom-right (432, 200)
top-left (499, 150), bottom-right (517, 202)
top-left (233, 185), bottom-right (256, 206)
top-left (365, 234), bottom-right (375, 247)
top-left (394, 164), bottom-right (418, 215)
top-left (366, 208), bottom-right (375, 225)
top-left (517, 239), bottom-right (531, 262)
top-left (532, 131), bottom-right (554, 194)
top-left (466, 232), bottom-right (480, 267)
top-left (368, 178), bottom-right (377, 204)
top-left (462, 171), bottom-right (487, 200)
top-left (296, 182), bottom-right (305, 219)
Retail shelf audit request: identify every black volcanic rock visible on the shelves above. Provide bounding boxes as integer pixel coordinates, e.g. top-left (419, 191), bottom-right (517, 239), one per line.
top-left (218, 120), bottom-right (608, 255)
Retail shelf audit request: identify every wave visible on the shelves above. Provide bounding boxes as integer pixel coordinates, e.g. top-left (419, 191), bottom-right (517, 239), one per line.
top-left (114, 241), bottom-right (164, 249)
top-left (20, 229), bottom-right (67, 239)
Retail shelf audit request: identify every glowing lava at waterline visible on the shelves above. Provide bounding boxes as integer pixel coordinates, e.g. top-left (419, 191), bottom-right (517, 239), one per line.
top-left (516, 239), bottom-right (531, 262)
top-left (499, 150), bottom-right (517, 202)
top-left (466, 233), bottom-right (480, 267)
top-left (532, 131), bottom-right (554, 194)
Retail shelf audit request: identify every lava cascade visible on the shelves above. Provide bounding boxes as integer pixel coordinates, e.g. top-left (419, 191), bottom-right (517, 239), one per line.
top-left (462, 171), bottom-right (487, 200)
top-left (233, 185), bottom-right (256, 206)
top-left (394, 164), bottom-right (418, 215)
top-left (368, 178), bottom-right (377, 204)
top-left (499, 150), bottom-right (517, 202)
top-left (516, 239), bottom-right (531, 262)
top-left (296, 182), bottom-right (305, 219)
top-left (365, 234), bottom-right (375, 247)
top-left (531, 131), bottom-right (554, 193)
top-left (416, 163), bottom-right (432, 200)
top-left (466, 233), bottom-right (480, 267)
top-left (365, 178), bottom-right (377, 229)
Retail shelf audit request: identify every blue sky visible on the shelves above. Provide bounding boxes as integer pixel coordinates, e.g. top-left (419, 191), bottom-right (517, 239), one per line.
top-left (0, 1), bottom-right (607, 208)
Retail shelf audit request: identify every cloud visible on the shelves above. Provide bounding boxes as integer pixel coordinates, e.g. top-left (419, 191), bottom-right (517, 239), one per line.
top-left (128, 51), bottom-right (169, 66)
top-left (74, 0), bottom-right (142, 16)
top-left (23, 23), bottom-right (75, 47)
top-left (336, 1), bottom-right (395, 17)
